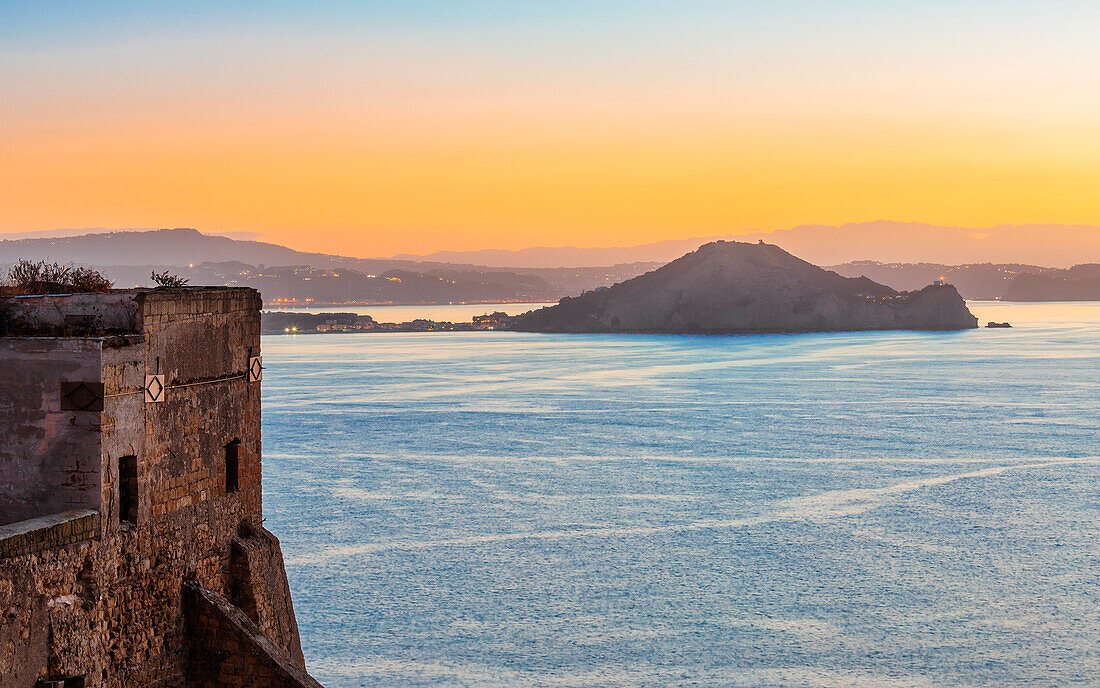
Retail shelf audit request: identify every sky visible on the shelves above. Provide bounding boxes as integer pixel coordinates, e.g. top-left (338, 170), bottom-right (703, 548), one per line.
top-left (2, 1), bottom-right (1099, 257)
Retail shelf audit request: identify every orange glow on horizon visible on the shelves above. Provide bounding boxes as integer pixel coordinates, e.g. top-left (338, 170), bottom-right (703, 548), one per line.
top-left (4, 4), bottom-right (1100, 257)
top-left (3, 110), bottom-right (1099, 257)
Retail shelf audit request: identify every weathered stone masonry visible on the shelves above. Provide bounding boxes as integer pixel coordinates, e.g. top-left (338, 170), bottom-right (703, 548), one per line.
top-left (0, 288), bottom-right (322, 688)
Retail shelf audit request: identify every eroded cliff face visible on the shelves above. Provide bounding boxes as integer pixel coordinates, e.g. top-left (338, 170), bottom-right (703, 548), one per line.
top-left (513, 241), bottom-right (978, 333)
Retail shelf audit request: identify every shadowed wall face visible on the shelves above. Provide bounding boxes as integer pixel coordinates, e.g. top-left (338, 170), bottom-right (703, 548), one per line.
top-left (0, 338), bottom-right (103, 525)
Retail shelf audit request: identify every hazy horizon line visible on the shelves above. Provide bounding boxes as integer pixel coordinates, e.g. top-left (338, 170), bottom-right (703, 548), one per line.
top-left (4, 220), bottom-right (1100, 260)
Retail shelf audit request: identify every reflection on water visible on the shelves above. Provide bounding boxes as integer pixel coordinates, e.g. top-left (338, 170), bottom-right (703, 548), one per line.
top-left (262, 302), bottom-right (1100, 688)
top-left (969, 300), bottom-right (1100, 328)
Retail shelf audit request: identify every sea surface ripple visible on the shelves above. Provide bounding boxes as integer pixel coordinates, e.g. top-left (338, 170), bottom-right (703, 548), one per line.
top-left (262, 301), bottom-right (1100, 688)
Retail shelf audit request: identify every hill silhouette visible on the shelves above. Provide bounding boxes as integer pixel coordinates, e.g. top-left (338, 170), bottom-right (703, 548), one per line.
top-left (513, 241), bottom-right (977, 333)
top-left (0, 228), bottom-right (657, 304)
top-left (0, 227), bottom-right (342, 268)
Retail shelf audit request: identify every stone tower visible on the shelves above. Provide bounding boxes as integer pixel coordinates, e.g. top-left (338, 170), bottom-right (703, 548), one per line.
top-left (0, 288), bottom-right (322, 688)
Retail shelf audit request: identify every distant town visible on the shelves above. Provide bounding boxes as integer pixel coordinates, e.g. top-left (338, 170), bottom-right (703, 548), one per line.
top-left (261, 310), bottom-right (517, 334)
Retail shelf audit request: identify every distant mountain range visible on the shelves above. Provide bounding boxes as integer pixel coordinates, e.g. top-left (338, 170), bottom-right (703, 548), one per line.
top-left (392, 237), bottom-right (724, 269)
top-left (0, 227), bottom-right (264, 241)
top-left (395, 222), bottom-right (1100, 268)
top-left (6, 221), bottom-right (1098, 269)
top-left (2, 225), bottom-right (1098, 304)
top-left (0, 228), bottom-right (658, 304)
top-left (828, 261), bottom-right (1100, 301)
top-left (0, 227), bottom-right (347, 268)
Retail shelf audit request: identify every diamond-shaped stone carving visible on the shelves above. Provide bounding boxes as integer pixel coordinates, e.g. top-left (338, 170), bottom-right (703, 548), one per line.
top-left (144, 375), bottom-right (165, 403)
top-left (248, 356), bottom-right (263, 382)
top-left (61, 382), bottom-right (104, 411)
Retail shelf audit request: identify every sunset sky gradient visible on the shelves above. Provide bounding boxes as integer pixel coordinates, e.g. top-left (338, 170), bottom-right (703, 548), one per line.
top-left (2, 1), bottom-right (1099, 257)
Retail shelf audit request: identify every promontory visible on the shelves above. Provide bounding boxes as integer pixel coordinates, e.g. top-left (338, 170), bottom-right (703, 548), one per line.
top-left (511, 241), bottom-right (978, 334)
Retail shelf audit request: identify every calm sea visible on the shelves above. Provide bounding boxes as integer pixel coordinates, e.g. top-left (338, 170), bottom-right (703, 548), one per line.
top-left (261, 301), bottom-right (1100, 688)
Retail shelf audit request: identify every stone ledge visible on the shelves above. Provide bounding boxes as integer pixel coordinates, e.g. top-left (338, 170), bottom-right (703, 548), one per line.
top-left (0, 509), bottom-right (100, 560)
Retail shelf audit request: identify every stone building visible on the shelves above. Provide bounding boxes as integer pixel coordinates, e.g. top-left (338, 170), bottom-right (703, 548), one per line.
top-left (0, 288), bottom-right (323, 688)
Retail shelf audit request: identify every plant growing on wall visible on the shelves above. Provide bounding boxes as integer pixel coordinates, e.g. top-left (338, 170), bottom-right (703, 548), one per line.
top-left (151, 270), bottom-right (190, 288)
top-left (3, 260), bottom-right (114, 294)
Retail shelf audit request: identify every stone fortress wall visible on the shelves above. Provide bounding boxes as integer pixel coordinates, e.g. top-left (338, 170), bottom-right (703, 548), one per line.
top-left (0, 288), bottom-right (322, 688)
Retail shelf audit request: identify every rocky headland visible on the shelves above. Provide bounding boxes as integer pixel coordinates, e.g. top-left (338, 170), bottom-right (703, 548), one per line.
top-left (512, 241), bottom-right (978, 334)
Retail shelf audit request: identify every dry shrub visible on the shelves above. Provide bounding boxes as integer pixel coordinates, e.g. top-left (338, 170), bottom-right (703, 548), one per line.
top-left (151, 270), bottom-right (189, 288)
top-left (3, 260), bottom-right (114, 295)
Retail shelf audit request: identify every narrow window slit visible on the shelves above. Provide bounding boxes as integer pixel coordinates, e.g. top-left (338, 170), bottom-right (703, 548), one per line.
top-left (119, 455), bottom-right (138, 523)
top-left (225, 440), bottom-right (240, 493)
